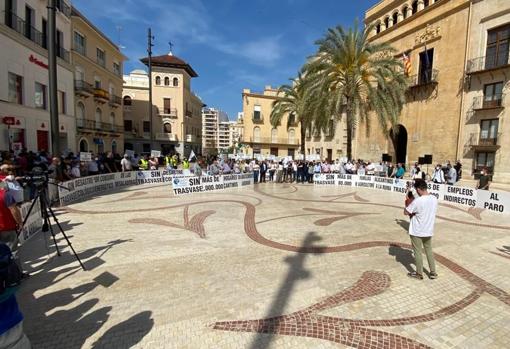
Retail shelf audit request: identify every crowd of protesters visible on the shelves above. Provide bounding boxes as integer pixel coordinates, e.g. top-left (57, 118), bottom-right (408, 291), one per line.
top-left (0, 148), bottom-right (492, 196)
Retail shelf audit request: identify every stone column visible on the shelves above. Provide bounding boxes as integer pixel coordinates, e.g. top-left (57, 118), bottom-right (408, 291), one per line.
top-left (406, 7), bottom-right (413, 18)
top-left (417, 0), bottom-right (425, 11)
top-left (397, 12), bottom-right (404, 23)
top-left (388, 17), bottom-right (394, 28)
top-left (381, 22), bottom-right (386, 31)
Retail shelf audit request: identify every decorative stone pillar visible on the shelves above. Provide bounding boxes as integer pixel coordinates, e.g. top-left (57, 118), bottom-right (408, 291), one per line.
top-left (381, 22), bottom-right (386, 31)
top-left (388, 17), bottom-right (394, 28)
top-left (417, 0), bottom-right (425, 11)
top-left (406, 7), bottom-right (413, 18)
top-left (397, 12), bottom-right (404, 23)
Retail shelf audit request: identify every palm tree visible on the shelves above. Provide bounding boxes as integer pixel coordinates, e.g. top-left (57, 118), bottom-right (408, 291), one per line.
top-left (270, 73), bottom-right (317, 155)
top-left (304, 21), bottom-right (408, 160)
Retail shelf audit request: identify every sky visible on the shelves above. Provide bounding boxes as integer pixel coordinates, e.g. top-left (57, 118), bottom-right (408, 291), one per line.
top-left (73, 0), bottom-right (376, 120)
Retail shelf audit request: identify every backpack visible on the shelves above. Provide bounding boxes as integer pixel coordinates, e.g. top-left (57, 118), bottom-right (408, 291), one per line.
top-left (0, 243), bottom-right (22, 294)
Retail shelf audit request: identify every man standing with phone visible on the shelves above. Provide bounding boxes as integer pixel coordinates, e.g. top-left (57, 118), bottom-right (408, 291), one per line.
top-left (403, 179), bottom-right (438, 280)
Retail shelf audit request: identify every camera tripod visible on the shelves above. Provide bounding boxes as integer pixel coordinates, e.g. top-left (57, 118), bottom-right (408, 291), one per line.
top-left (20, 184), bottom-right (86, 271)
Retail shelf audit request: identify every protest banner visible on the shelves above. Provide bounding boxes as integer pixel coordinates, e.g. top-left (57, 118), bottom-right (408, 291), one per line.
top-left (172, 174), bottom-right (253, 195)
top-left (151, 150), bottom-right (161, 158)
top-left (80, 152), bottom-right (92, 162)
top-left (441, 185), bottom-right (477, 208)
top-left (476, 189), bottom-right (510, 214)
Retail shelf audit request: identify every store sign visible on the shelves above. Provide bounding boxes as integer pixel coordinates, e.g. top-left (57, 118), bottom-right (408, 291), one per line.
top-left (3, 116), bottom-right (15, 125)
top-left (29, 54), bottom-right (49, 69)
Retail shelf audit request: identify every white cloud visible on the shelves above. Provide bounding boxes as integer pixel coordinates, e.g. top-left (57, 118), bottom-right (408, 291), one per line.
top-left (75, 0), bottom-right (285, 66)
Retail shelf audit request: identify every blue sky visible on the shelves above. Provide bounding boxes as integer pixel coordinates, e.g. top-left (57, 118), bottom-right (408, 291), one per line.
top-left (73, 0), bottom-right (376, 119)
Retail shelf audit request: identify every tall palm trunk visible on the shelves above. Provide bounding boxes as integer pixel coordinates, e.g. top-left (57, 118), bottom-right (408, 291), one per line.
top-left (346, 103), bottom-right (353, 160)
top-left (300, 122), bottom-right (306, 155)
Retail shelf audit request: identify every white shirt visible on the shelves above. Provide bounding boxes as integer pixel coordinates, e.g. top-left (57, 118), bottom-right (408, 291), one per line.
top-left (121, 158), bottom-right (132, 171)
top-left (406, 194), bottom-right (438, 237)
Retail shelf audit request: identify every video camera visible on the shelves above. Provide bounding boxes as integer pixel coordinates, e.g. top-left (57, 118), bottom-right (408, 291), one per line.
top-left (22, 166), bottom-right (53, 189)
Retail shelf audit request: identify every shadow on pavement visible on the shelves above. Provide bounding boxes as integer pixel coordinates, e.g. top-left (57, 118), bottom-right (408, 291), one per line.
top-left (92, 311), bottom-right (154, 349)
top-left (249, 232), bottom-right (326, 349)
top-left (388, 244), bottom-right (414, 273)
top-left (17, 230), bottom-right (152, 348)
top-left (394, 218), bottom-right (409, 231)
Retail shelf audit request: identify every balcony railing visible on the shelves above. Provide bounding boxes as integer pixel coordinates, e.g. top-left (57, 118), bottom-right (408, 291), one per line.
top-left (74, 80), bottom-right (94, 96)
top-left (56, 0), bottom-right (72, 18)
top-left (158, 108), bottom-right (178, 118)
top-left (3, 11), bottom-right (69, 62)
top-left (5, 11), bottom-right (44, 46)
top-left (76, 119), bottom-right (123, 133)
top-left (93, 88), bottom-right (109, 102)
top-left (156, 133), bottom-right (178, 141)
top-left (467, 54), bottom-right (510, 74)
top-left (408, 69), bottom-right (439, 87)
top-left (472, 94), bottom-right (505, 111)
top-left (109, 95), bottom-right (122, 107)
top-left (252, 112), bottom-right (263, 123)
top-left (249, 137), bottom-right (298, 145)
top-left (468, 132), bottom-right (501, 148)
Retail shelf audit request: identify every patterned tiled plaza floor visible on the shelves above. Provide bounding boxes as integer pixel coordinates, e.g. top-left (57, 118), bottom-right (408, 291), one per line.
top-left (16, 183), bottom-right (510, 348)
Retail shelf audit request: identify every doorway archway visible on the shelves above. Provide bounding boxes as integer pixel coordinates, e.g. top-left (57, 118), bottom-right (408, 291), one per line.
top-left (390, 125), bottom-right (408, 165)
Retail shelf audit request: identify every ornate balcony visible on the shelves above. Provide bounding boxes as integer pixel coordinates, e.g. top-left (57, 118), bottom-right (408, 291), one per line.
top-left (252, 112), bottom-right (264, 124)
top-left (93, 88), bottom-right (109, 103)
top-left (472, 94), bottom-right (505, 111)
top-left (158, 108), bottom-right (178, 118)
top-left (74, 80), bottom-right (94, 98)
top-left (466, 54), bottom-right (510, 75)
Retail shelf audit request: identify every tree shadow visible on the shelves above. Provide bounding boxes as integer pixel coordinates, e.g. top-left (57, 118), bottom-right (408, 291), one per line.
top-left (249, 232), bottom-right (326, 349)
top-left (17, 234), bottom-right (137, 348)
top-left (388, 244), bottom-right (414, 273)
top-left (92, 311), bottom-right (154, 349)
top-left (394, 219), bottom-right (409, 232)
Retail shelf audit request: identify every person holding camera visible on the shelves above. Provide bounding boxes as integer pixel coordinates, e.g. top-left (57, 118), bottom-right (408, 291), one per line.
top-left (403, 179), bottom-right (438, 280)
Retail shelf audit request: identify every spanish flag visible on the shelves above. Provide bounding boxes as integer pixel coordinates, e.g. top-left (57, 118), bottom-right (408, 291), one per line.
top-left (403, 53), bottom-right (411, 76)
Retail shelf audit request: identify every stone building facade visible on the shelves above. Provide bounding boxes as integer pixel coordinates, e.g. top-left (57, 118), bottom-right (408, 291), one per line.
top-left (241, 86), bottom-right (301, 158)
top-left (359, 0), bottom-right (471, 172)
top-left (461, 0), bottom-right (510, 183)
top-left (71, 6), bottom-right (126, 155)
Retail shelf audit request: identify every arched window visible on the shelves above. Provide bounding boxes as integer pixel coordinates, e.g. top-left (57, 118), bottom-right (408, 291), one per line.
top-left (288, 129), bottom-right (295, 144)
top-left (164, 122), bottom-right (172, 133)
top-left (271, 128), bottom-right (277, 143)
top-left (164, 77), bottom-right (170, 86)
top-left (79, 139), bottom-right (88, 152)
top-left (392, 12), bottom-right (398, 25)
top-left (384, 17), bottom-right (390, 29)
top-left (173, 77), bottom-right (179, 87)
top-left (111, 140), bottom-right (117, 153)
top-left (123, 96), bottom-right (132, 106)
top-left (97, 142), bottom-right (104, 154)
top-left (403, 6), bottom-right (410, 19)
top-left (424, 0), bottom-right (430, 7)
top-left (412, 0), bottom-right (418, 14)
top-left (110, 112), bottom-right (115, 131)
top-left (376, 22), bottom-right (381, 34)
top-left (155, 76), bottom-right (161, 85)
top-left (76, 102), bottom-right (85, 125)
top-left (253, 127), bottom-right (260, 142)
top-left (95, 108), bottom-right (102, 129)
